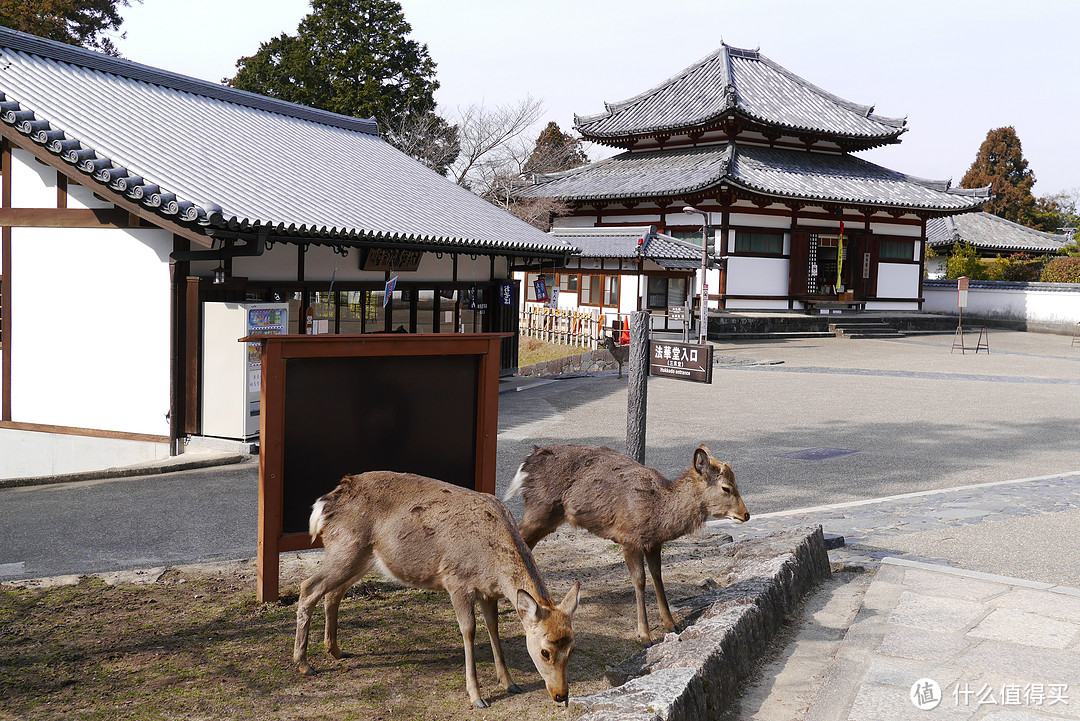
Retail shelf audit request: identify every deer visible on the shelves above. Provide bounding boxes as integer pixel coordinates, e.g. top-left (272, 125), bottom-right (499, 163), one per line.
top-left (505, 444), bottom-right (748, 645)
top-left (294, 470), bottom-right (580, 709)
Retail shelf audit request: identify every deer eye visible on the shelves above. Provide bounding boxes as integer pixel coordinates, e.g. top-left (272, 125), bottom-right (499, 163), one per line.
top-left (541, 649), bottom-right (551, 661)
top-left (722, 486), bottom-right (733, 494)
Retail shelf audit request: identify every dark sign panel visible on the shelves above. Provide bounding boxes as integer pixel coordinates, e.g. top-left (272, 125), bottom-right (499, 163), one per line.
top-left (361, 247), bottom-right (424, 272)
top-left (649, 340), bottom-right (713, 383)
top-left (668, 305), bottom-right (686, 321)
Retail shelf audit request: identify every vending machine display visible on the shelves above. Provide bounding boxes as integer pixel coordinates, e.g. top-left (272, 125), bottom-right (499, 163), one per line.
top-left (202, 302), bottom-right (289, 440)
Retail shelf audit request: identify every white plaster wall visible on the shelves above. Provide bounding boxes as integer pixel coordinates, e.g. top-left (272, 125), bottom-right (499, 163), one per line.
top-left (924, 283), bottom-right (1080, 327)
top-left (726, 298), bottom-right (790, 310)
top-left (0, 428), bottom-right (169, 480)
top-left (601, 214), bottom-right (660, 224)
top-left (619, 274), bottom-right (639, 315)
top-left (877, 263), bottom-right (920, 298)
top-left (10, 148), bottom-right (57, 208)
top-left (552, 216), bottom-right (597, 228)
top-left (228, 244), bottom-right (494, 284)
top-left (725, 257), bottom-right (790, 296)
top-left (864, 301), bottom-right (920, 311)
top-left (67, 180), bottom-right (113, 209)
top-left (729, 213), bottom-right (790, 229)
top-left (870, 222), bottom-right (922, 238)
top-left (11, 226), bottom-right (173, 435)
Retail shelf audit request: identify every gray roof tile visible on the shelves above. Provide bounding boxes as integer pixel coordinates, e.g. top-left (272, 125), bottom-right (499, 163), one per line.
top-left (521, 142), bottom-right (988, 212)
top-left (926, 213), bottom-right (1068, 253)
top-left (0, 28), bottom-right (572, 256)
top-left (550, 225), bottom-right (703, 260)
top-left (575, 45), bottom-right (905, 145)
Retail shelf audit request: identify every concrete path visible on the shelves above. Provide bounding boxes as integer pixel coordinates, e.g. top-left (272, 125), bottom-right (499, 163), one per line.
top-left (721, 471), bottom-right (1080, 720)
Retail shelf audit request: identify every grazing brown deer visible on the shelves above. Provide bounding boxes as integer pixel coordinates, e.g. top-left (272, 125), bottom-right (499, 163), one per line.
top-left (294, 471), bottom-right (580, 708)
top-left (505, 444), bottom-right (748, 645)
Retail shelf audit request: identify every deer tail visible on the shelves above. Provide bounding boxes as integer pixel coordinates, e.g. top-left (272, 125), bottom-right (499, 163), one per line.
top-left (309, 497), bottom-right (328, 542)
top-left (504, 462), bottom-right (529, 501)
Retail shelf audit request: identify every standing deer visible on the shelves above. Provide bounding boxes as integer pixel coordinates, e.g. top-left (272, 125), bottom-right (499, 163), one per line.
top-left (505, 444), bottom-right (748, 645)
top-left (294, 471), bottom-right (580, 708)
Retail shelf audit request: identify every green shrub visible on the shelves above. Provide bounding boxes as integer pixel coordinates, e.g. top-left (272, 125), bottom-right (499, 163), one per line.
top-left (1040, 256), bottom-right (1080, 283)
top-left (987, 252), bottom-right (1044, 282)
top-left (945, 242), bottom-right (989, 280)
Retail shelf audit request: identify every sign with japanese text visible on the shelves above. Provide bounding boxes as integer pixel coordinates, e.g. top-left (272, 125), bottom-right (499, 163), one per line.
top-left (362, 248), bottom-right (424, 272)
top-left (533, 277), bottom-right (548, 302)
top-left (669, 305), bottom-right (686, 322)
top-left (498, 282), bottom-right (514, 306)
top-left (649, 340), bottom-right (713, 384)
top-left (547, 286), bottom-right (559, 309)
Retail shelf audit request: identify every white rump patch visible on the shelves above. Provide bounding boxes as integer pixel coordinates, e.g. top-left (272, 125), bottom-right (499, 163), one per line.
top-left (309, 499), bottom-right (327, 541)
top-left (504, 464), bottom-right (529, 501)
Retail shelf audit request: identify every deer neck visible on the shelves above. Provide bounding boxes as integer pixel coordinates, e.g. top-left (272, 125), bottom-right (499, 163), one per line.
top-left (652, 472), bottom-right (709, 544)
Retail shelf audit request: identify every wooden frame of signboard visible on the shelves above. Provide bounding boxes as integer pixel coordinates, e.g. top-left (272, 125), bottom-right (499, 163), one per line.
top-left (247, 332), bottom-right (509, 602)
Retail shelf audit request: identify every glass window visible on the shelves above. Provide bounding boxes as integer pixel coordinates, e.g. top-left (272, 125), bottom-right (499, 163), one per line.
top-left (667, 277), bottom-right (686, 306)
top-left (670, 230), bottom-right (705, 246)
top-left (647, 276), bottom-right (668, 309)
top-left (367, 290), bottom-right (388, 332)
top-left (416, 290), bottom-right (436, 333)
top-left (559, 273), bottom-right (578, 292)
top-left (390, 289), bottom-right (411, 332)
top-left (880, 240), bottom-right (914, 260)
top-left (735, 231), bottom-right (784, 254)
top-left (339, 291), bottom-right (364, 334)
top-left (604, 276), bottom-right (619, 306)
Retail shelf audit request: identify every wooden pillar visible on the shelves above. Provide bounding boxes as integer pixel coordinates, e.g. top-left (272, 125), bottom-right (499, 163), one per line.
top-left (1, 138), bottom-right (11, 422)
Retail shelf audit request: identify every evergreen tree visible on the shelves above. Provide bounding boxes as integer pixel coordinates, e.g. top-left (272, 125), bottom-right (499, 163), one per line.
top-left (944, 241), bottom-right (987, 280)
top-left (523, 121), bottom-right (589, 176)
top-left (0, 0), bottom-right (135, 56)
top-left (959, 126), bottom-right (1036, 224)
top-left (226, 0), bottom-right (458, 174)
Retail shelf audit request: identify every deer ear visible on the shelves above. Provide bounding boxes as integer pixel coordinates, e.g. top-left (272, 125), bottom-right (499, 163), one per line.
top-left (693, 446), bottom-right (711, 476)
top-left (516, 589), bottom-right (542, 623)
top-left (558, 581), bottom-right (581, 618)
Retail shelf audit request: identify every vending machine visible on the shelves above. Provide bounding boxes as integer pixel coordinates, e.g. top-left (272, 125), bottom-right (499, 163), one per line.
top-left (201, 302), bottom-right (289, 440)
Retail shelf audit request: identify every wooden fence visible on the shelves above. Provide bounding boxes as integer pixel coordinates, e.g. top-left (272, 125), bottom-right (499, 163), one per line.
top-left (519, 307), bottom-right (608, 349)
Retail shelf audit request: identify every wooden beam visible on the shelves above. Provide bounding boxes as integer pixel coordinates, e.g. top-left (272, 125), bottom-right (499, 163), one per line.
top-left (2, 138), bottom-right (10, 422)
top-left (0, 207), bottom-right (132, 227)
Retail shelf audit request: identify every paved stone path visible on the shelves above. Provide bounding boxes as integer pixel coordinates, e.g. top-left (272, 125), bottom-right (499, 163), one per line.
top-left (718, 472), bottom-right (1080, 720)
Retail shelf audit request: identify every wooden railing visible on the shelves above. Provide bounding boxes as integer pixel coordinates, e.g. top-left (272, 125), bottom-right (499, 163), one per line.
top-left (519, 307), bottom-right (606, 349)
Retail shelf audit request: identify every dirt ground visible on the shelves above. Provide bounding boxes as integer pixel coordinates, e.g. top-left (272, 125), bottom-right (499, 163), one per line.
top-left (0, 525), bottom-right (740, 721)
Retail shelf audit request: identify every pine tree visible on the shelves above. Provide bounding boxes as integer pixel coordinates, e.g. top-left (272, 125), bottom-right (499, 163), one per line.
top-left (0, 0), bottom-right (135, 56)
top-left (523, 122), bottom-right (589, 176)
top-left (959, 126), bottom-right (1036, 224)
top-left (227, 0), bottom-right (458, 174)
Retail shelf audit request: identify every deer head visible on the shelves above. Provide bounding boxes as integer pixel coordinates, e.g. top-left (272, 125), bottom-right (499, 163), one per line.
top-left (693, 445), bottom-right (750, 522)
top-left (515, 582), bottom-right (580, 705)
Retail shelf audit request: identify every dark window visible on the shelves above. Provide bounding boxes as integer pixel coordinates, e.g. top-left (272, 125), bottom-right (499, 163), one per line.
top-left (880, 240), bottom-right (914, 260)
top-left (647, 277), bottom-right (667, 308)
top-left (735, 231), bottom-right (784, 254)
top-left (580, 274), bottom-right (619, 306)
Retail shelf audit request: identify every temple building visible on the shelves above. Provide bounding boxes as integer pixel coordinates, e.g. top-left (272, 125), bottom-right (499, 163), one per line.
top-left (519, 44), bottom-right (989, 315)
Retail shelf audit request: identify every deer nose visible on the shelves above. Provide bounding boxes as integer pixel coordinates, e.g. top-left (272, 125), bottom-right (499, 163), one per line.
top-left (554, 693), bottom-right (567, 704)
top-left (743, 511), bottom-right (750, 522)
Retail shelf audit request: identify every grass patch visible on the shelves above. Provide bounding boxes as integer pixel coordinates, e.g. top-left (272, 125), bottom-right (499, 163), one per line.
top-left (517, 336), bottom-right (588, 367)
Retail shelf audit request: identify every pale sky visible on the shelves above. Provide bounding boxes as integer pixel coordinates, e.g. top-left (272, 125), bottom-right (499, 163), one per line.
top-left (116, 0), bottom-right (1078, 196)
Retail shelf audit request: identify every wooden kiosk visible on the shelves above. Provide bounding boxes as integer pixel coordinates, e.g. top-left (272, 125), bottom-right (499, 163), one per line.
top-left (249, 333), bottom-right (509, 601)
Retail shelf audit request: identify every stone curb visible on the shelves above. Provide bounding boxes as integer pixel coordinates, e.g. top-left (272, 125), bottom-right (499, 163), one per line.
top-left (0, 452), bottom-right (250, 490)
top-left (571, 526), bottom-right (832, 721)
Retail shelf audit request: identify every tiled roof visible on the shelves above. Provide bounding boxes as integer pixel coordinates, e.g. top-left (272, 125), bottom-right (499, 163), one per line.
top-left (926, 213), bottom-right (1068, 254)
top-left (520, 142), bottom-right (989, 212)
top-left (575, 45), bottom-right (906, 146)
top-left (0, 28), bottom-right (572, 256)
top-left (549, 225), bottom-right (703, 261)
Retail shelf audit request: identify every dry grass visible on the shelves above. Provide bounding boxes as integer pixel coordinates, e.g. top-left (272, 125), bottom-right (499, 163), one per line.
top-left (0, 528), bottom-right (738, 720)
top-left (517, 336), bottom-right (587, 368)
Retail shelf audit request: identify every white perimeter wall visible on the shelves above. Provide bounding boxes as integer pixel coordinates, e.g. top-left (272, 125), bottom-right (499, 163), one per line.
top-left (11, 226), bottom-right (174, 436)
top-left (924, 281), bottom-right (1080, 329)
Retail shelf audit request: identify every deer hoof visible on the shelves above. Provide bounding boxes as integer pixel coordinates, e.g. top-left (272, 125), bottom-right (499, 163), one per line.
top-left (507, 684), bottom-right (524, 694)
top-left (473, 698), bottom-right (491, 708)
top-left (298, 664), bottom-right (316, 676)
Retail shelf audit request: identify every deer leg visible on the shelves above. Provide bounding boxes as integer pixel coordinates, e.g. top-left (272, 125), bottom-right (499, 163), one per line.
top-left (449, 590), bottom-right (488, 708)
top-left (294, 545), bottom-right (371, 676)
top-left (518, 504), bottom-right (565, 549)
top-left (622, 545), bottom-right (652, 645)
top-left (479, 596), bottom-right (522, 694)
top-left (645, 546), bottom-right (676, 631)
top-left (324, 570), bottom-right (364, 659)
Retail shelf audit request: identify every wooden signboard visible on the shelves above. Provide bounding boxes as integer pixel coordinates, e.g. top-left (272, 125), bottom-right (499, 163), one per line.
top-left (249, 332), bottom-right (509, 601)
top-left (361, 247), bottom-right (424, 272)
top-left (649, 340), bottom-right (713, 384)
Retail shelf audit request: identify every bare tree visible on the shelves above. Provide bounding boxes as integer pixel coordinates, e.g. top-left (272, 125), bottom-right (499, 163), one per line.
top-left (449, 97), bottom-right (545, 190)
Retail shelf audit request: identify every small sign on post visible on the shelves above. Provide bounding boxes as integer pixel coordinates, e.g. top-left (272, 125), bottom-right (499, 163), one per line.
top-left (649, 340), bottom-right (714, 384)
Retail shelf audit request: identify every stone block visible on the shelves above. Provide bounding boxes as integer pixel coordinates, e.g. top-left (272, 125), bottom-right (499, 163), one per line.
top-left (901, 567), bottom-right (1009, 601)
top-left (968, 608), bottom-right (1080, 649)
top-left (878, 626), bottom-right (972, 664)
top-left (888, 591), bottom-right (987, 632)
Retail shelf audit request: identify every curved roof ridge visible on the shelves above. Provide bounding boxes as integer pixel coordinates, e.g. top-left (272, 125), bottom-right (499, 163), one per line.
top-left (574, 46), bottom-right (730, 128)
top-left (0, 26), bottom-right (380, 136)
top-left (750, 50), bottom-right (906, 129)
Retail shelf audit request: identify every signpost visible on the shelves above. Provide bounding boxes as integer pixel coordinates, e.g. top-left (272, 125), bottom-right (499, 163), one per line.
top-left (649, 340), bottom-right (714, 384)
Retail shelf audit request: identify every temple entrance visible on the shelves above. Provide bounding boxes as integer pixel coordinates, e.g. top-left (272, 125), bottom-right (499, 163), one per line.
top-left (790, 229), bottom-right (878, 308)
